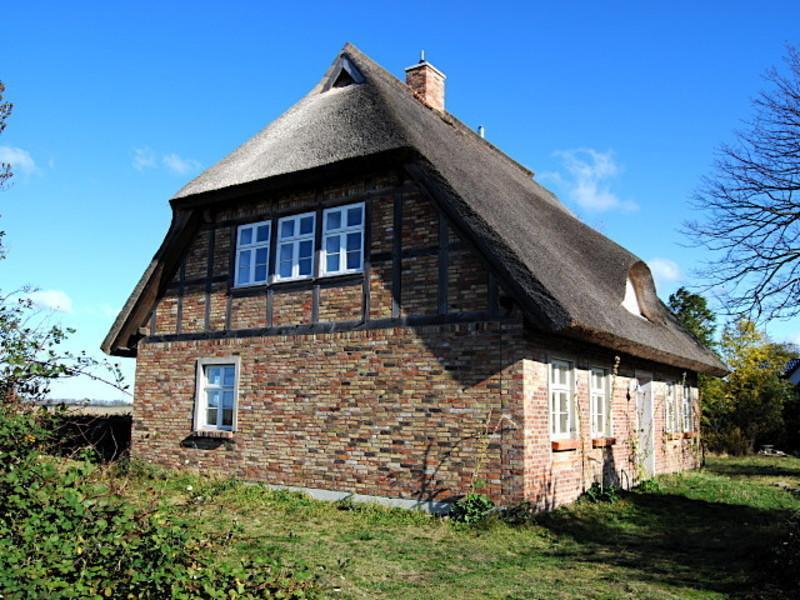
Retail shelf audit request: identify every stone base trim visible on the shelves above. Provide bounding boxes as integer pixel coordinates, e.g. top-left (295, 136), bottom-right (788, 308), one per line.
top-left (258, 482), bottom-right (452, 514)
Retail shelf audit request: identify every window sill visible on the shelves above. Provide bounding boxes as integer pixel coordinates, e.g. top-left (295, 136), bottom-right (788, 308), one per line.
top-left (551, 439), bottom-right (580, 452)
top-left (191, 429), bottom-right (235, 440)
top-left (683, 431), bottom-right (697, 439)
top-left (592, 437), bottom-right (616, 448)
top-left (666, 432), bottom-right (683, 441)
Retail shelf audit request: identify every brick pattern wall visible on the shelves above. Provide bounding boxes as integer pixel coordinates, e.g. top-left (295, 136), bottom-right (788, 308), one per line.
top-left (135, 170), bottom-right (701, 509)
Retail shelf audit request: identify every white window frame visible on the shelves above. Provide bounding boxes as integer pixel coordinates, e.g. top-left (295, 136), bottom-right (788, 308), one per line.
top-left (321, 201), bottom-right (365, 276)
top-left (549, 359), bottom-right (575, 440)
top-left (682, 385), bottom-right (693, 432)
top-left (234, 221), bottom-right (271, 288)
top-left (275, 212), bottom-right (316, 281)
top-left (193, 357), bottom-right (241, 432)
top-left (590, 367), bottom-right (611, 438)
top-left (665, 382), bottom-right (675, 433)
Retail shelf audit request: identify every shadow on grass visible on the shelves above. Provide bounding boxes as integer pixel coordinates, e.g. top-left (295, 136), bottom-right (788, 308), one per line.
top-left (704, 460), bottom-right (800, 481)
top-left (534, 491), bottom-right (792, 597)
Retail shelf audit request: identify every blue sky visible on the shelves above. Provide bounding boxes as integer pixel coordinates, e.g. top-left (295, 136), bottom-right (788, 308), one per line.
top-left (2, 1), bottom-right (799, 399)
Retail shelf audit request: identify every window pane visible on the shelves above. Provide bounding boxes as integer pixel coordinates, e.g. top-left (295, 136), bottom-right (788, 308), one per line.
top-left (326, 210), bottom-right (341, 230)
top-left (223, 367), bottom-right (235, 386)
top-left (255, 247), bottom-right (268, 265)
top-left (327, 253), bottom-right (339, 273)
top-left (559, 391), bottom-right (568, 415)
top-left (346, 232), bottom-right (361, 251)
top-left (280, 220), bottom-right (294, 238)
top-left (256, 224), bottom-right (269, 242)
top-left (279, 244), bottom-right (293, 277)
top-left (347, 206), bottom-right (363, 227)
top-left (299, 240), bottom-right (313, 259)
top-left (346, 250), bottom-right (361, 270)
top-left (206, 408), bottom-right (218, 427)
top-left (299, 258), bottom-right (312, 276)
top-left (207, 368), bottom-right (221, 386)
top-left (559, 411), bottom-right (568, 434)
top-left (207, 389), bottom-right (220, 407)
top-left (239, 227), bottom-right (252, 246)
top-left (237, 250), bottom-right (252, 285)
top-left (300, 216), bottom-right (314, 235)
top-left (222, 409), bottom-right (233, 427)
top-left (222, 390), bottom-right (234, 407)
top-left (325, 235), bottom-right (339, 254)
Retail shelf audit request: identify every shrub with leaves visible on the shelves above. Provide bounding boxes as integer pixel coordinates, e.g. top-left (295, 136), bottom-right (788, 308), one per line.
top-left (583, 482), bottom-right (620, 504)
top-left (450, 492), bottom-right (495, 525)
top-left (0, 404), bottom-right (319, 599)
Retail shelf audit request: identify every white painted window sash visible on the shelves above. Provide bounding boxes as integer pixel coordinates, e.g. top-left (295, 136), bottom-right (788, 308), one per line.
top-left (194, 357), bottom-right (240, 432)
top-left (682, 385), bottom-right (692, 432)
top-left (276, 212), bottom-right (316, 281)
top-left (549, 359), bottom-right (574, 440)
top-left (590, 368), bottom-right (610, 437)
top-left (321, 202), bottom-right (365, 276)
top-left (234, 221), bottom-right (271, 287)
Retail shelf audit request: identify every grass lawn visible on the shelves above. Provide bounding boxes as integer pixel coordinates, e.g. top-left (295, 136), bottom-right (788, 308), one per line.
top-left (115, 455), bottom-right (800, 599)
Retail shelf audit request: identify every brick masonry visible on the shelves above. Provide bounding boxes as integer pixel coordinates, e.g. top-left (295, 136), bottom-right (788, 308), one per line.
top-left (135, 171), bottom-right (700, 509)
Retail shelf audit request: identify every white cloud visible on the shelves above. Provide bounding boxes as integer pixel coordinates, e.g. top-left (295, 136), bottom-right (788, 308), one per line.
top-left (162, 152), bottom-right (201, 175)
top-left (132, 147), bottom-right (157, 171)
top-left (0, 145), bottom-right (37, 176)
top-left (551, 148), bottom-right (637, 212)
top-left (132, 147), bottom-right (201, 175)
top-left (648, 257), bottom-right (683, 292)
top-left (28, 289), bottom-right (73, 313)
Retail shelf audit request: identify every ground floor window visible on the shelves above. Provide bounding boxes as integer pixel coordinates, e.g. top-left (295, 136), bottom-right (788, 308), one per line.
top-left (550, 359), bottom-right (574, 439)
top-left (682, 384), bottom-right (693, 432)
top-left (665, 382), bottom-right (681, 432)
top-left (194, 358), bottom-right (239, 431)
top-left (590, 368), bottom-right (611, 437)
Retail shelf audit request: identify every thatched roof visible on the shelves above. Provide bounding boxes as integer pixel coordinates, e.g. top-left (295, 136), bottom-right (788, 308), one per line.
top-left (103, 43), bottom-right (725, 376)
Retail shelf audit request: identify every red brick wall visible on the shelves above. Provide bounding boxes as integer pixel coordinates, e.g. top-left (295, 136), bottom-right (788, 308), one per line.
top-left (136, 170), bottom-right (701, 509)
top-left (133, 321), bottom-right (524, 503)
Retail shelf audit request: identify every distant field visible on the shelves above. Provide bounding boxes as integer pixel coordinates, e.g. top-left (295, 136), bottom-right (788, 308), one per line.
top-left (111, 454), bottom-right (800, 599)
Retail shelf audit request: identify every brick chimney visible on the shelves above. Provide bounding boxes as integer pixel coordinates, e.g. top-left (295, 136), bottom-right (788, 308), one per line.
top-left (405, 51), bottom-right (446, 112)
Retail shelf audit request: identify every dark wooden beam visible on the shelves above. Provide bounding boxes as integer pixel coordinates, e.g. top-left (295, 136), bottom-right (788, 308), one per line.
top-left (438, 210), bottom-right (449, 315)
top-left (176, 261), bottom-right (186, 335)
top-left (143, 310), bottom-right (510, 344)
top-left (204, 227), bottom-right (215, 331)
top-left (362, 197), bottom-right (372, 322)
top-left (392, 192), bottom-right (403, 318)
top-left (311, 205), bottom-right (323, 324)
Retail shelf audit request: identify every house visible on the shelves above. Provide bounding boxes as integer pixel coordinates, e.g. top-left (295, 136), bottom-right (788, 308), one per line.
top-left (103, 43), bottom-right (726, 510)
top-left (785, 358), bottom-right (800, 388)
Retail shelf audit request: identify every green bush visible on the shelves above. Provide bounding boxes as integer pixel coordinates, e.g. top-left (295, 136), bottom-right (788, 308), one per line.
top-left (583, 482), bottom-right (620, 503)
top-left (450, 493), bottom-right (495, 525)
top-left (0, 404), bottom-right (319, 599)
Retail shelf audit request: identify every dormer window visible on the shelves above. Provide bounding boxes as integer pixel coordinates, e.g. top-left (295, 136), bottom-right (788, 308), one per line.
top-left (622, 276), bottom-right (646, 319)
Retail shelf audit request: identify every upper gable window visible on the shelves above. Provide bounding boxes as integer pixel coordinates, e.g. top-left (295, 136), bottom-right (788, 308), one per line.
top-left (322, 202), bottom-right (364, 276)
top-left (276, 212), bottom-right (316, 281)
top-left (234, 221), bottom-right (271, 287)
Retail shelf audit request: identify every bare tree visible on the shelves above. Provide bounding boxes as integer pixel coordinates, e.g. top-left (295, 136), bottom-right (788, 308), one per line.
top-left (0, 81), bottom-right (12, 190)
top-left (686, 45), bottom-right (800, 321)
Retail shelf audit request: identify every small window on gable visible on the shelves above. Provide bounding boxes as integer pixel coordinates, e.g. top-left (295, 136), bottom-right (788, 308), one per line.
top-left (276, 212), bottom-right (316, 281)
top-left (622, 276), bottom-right (645, 318)
top-left (322, 202), bottom-right (364, 276)
top-left (234, 221), bottom-right (271, 287)
top-left (194, 359), bottom-right (239, 432)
